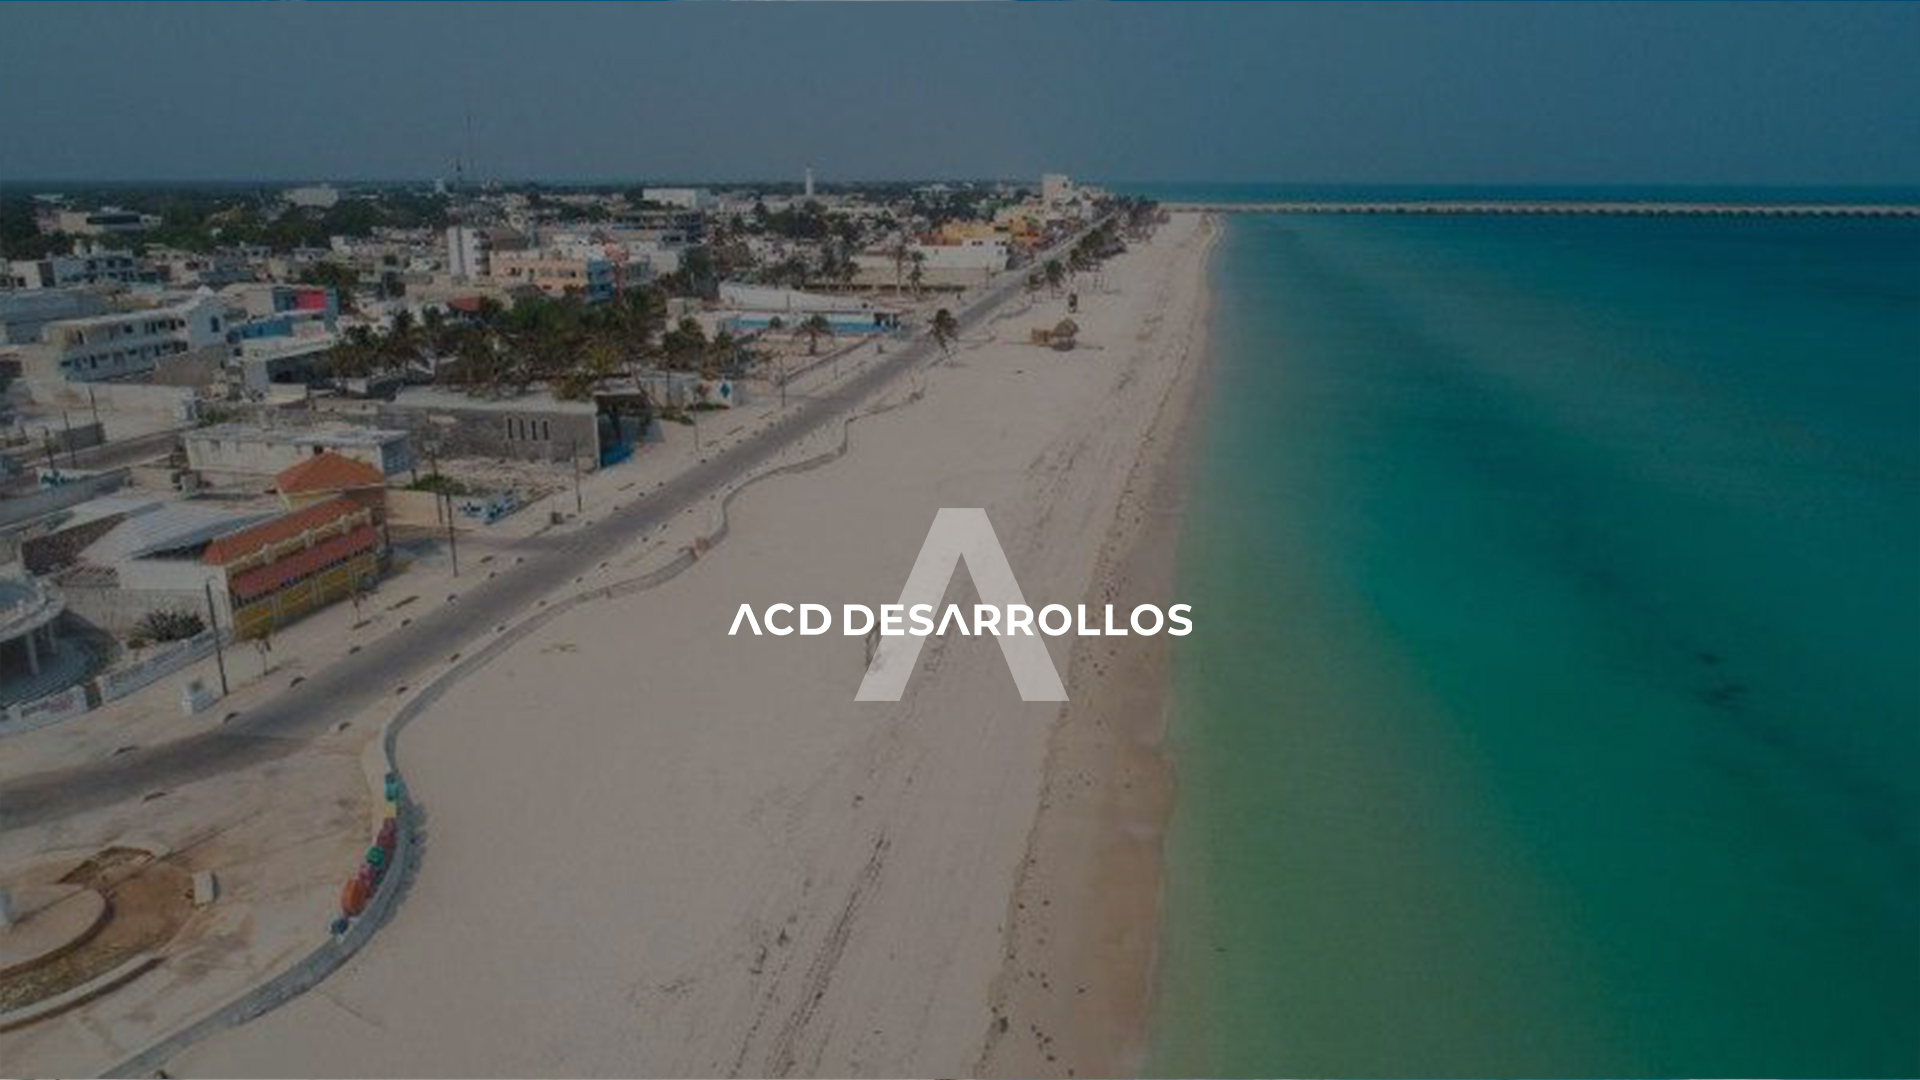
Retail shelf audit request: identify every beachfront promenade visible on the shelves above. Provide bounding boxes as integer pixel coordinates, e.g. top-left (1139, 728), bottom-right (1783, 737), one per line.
top-left (1166, 200), bottom-right (1920, 218)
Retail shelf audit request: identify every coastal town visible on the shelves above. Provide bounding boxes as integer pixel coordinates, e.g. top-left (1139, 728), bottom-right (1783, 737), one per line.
top-left (0, 171), bottom-right (1178, 1077)
top-left (3, 171), bottom-right (1126, 721)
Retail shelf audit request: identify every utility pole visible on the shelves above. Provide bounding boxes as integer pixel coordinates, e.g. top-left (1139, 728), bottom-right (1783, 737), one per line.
top-left (61, 410), bottom-right (77, 466)
top-left (571, 439), bottom-right (583, 513)
top-left (203, 579), bottom-right (229, 696)
top-left (442, 491), bottom-right (459, 576)
top-left (87, 387), bottom-right (100, 428)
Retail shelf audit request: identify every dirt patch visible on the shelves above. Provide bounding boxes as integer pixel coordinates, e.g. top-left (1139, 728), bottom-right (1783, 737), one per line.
top-left (0, 848), bottom-right (193, 1014)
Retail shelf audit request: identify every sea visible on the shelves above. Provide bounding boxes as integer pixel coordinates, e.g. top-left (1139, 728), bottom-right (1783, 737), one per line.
top-left (1127, 185), bottom-right (1920, 1076)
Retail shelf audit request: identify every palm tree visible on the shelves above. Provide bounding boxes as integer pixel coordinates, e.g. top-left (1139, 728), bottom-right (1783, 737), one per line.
top-left (327, 325), bottom-right (382, 380)
top-left (1043, 258), bottom-right (1066, 293)
top-left (889, 238), bottom-right (912, 296)
top-left (930, 308), bottom-right (959, 356)
top-left (907, 250), bottom-right (926, 297)
top-left (382, 309), bottom-right (420, 374)
top-left (799, 313), bottom-right (832, 356)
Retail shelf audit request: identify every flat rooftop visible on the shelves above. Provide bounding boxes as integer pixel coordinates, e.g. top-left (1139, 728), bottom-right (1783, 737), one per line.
top-left (189, 422), bottom-right (409, 448)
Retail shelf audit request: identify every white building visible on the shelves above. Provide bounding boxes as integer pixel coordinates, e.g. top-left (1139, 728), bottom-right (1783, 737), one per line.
top-left (6, 247), bottom-right (145, 290)
top-left (39, 207), bottom-right (161, 236)
top-left (13, 292), bottom-right (228, 385)
top-left (641, 187), bottom-right (712, 211)
top-left (284, 184), bottom-right (342, 209)
top-left (0, 290), bottom-right (109, 345)
top-left (184, 422), bottom-right (413, 483)
top-left (1041, 173), bottom-right (1075, 206)
top-left (445, 225), bottom-right (527, 281)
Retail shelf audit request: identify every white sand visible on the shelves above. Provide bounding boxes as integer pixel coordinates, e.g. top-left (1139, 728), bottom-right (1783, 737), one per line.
top-left (174, 213), bottom-right (1217, 1078)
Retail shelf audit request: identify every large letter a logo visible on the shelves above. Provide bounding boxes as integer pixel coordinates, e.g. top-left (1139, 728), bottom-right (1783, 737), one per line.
top-left (856, 508), bottom-right (1068, 702)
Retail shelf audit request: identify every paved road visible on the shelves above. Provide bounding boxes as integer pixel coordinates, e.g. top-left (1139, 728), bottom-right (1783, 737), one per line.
top-left (0, 236), bottom-right (1077, 831)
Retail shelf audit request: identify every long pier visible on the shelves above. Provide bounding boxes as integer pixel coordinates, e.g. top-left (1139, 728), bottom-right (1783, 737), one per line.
top-left (1166, 200), bottom-right (1920, 218)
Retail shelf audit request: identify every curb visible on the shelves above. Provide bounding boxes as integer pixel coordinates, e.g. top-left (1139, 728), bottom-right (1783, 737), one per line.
top-left (97, 326), bottom-right (935, 1080)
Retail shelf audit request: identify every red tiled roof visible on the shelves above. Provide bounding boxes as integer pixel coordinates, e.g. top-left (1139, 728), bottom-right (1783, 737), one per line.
top-left (275, 451), bottom-right (385, 496)
top-left (203, 497), bottom-right (364, 566)
top-left (228, 524), bottom-right (380, 601)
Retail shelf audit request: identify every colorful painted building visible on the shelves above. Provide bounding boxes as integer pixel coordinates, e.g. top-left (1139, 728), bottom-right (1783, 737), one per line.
top-left (202, 496), bottom-right (384, 639)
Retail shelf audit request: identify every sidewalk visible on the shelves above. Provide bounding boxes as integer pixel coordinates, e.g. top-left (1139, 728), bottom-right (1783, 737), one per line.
top-left (0, 332), bottom-right (899, 785)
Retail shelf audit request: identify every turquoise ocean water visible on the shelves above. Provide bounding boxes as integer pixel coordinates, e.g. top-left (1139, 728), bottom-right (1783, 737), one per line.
top-left (1136, 190), bottom-right (1920, 1076)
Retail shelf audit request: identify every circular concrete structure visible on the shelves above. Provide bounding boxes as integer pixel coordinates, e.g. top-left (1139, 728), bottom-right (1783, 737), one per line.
top-left (0, 884), bottom-right (108, 979)
top-left (0, 574), bottom-right (85, 707)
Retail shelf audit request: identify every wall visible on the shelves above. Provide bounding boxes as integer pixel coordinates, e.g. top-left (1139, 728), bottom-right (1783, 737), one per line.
top-left (26, 380), bottom-right (198, 420)
top-left (376, 402), bottom-right (599, 467)
top-left (59, 580), bottom-right (212, 637)
top-left (385, 489), bottom-right (483, 532)
top-left (94, 627), bottom-right (228, 703)
top-left (0, 468), bottom-right (130, 529)
top-left (0, 684), bottom-right (90, 735)
top-left (184, 430), bottom-right (400, 480)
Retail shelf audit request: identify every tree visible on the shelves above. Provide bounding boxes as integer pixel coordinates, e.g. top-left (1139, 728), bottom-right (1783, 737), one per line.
top-left (889, 238), bottom-right (912, 296)
top-left (706, 328), bottom-right (743, 376)
top-left (612, 285), bottom-right (667, 381)
top-left (327, 325), bottom-right (383, 379)
top-left (908, 250), bottom-right (926, 297)
top-left (381, 309), bottom-right (420, 373)
top-left (799, 313), bottom-right (832, 356)
top-left (661, 316), bottom-right (709, 371)
top-left (1043, 258), bottom-right (1066, 293)
top-left (557, 337), bottom-right (622, 400)
top-left (930, 308), bottom-right (959, 356)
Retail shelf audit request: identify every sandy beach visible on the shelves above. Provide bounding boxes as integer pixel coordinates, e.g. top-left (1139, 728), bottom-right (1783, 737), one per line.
top-left (172, 212), bottom-right (1218, 1079)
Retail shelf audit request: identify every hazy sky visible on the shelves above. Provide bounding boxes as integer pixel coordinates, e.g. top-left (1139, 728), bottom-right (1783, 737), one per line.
top-left (2, 1), bottom-right (1916, 185)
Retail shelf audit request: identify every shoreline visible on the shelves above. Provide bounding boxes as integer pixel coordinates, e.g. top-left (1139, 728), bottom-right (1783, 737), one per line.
top-left (979, 214), bottom-right (1222, 1078)
top-left (169, 213), bottom-right (1220, 1079)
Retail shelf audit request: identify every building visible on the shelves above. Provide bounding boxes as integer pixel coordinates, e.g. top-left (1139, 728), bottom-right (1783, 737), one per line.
top-left (61, 499), bottom-right (276, 634)
top-left (38, 206), bottom-right (161, 236)
top-left (284, 184), bottom-right (342, 209)
top-left (715, 282), bottom-right (903, 334)
top-left (184, 423), bottom-right (414, 485)
top-left (12, 291), bottom-right (227, 385)
top-left (6, 247), bottom-right (146, 290)
top-left (0, 573), bottom-right (80, 705)
top-left (201, 496), bottom-right (384, 639)
top-left (640, 187), bottom-right (712, 211)
top-left (150, 247), bottom-right (255, 288)
top-left (379, 386), bottom-right (627, 467)
top-left (488, 249), bottom-right (615, 303)
top-left (445, 225), bottom-right (527, 281)
top-left (274, 451), bottom-right (388, 524)
top-left (0, 290), bottom-right (109, 345)
top-left (1041, 173), bottom-right (1075, 206)
top-left (222, 283), bottom-right (337, 320)
top-left (234, 337), bottom-right (336, 396)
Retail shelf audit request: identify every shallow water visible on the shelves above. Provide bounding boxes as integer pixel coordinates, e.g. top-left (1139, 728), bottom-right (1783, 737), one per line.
top-left (1148, 206), bottom-right (1920, 1076)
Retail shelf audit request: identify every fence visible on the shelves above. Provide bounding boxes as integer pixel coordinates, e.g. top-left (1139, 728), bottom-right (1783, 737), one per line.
top-left (0, 684), bottom-right (91, 736)
top-left (94, 627), bottom-right (230, 703)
